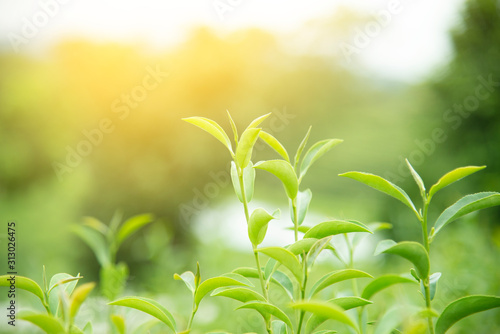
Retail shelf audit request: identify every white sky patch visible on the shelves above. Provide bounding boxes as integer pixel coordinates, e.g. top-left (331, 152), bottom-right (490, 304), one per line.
top-left (0, 0), bottom-right (465, 82)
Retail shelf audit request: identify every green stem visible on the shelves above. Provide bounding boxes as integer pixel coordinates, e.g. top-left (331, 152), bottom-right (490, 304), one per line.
top-left (292, 199), bottom-right (299, 242)
top-left (345, 234), bottom-right (363, 334)
top-left (187, 294), bottom-right (197, 331)
top-left (421, 198), bottom-right (435, 334)
top-left (297, 252), bottom-right (308, 334)
top-left (238, 167), bottom-right (271, 333)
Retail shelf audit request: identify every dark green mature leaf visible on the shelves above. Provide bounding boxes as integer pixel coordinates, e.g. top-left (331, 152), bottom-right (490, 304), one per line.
top-left (375, 241), bottom-right (430, 279)
top-left (237, 301), bottom-right (293, 329)
top-left (182, 116), bottom-right (233, 154)
top-left (69, 282), bottom-right (95, 319)
top-left (212, 287), bottom-right (265, 302)
top-left (405, 159), bottom-right (425, 194)
top-left (109, 297), bottom-right (176, 332)
top-left (433, 192), bottom-right (500, 236)
top-left (195, 276), bottom-right (249, 307)
top-left (174, 271), bottom-right (196, 293)
top-left (292, 300), bottom-right (358, 331)
top-left (300, 139), bottom-right (342, 179)
top-left (362, 275), bottom-right (417, 300)
top-left (429, 166), bottom-right (485, 199)
top-left (19, 312), bottom-right (65, 334)
top-left (435, 295), bottom-right (500, 334)
top-left (260, 131), bottom-right (290, 162)
top-left (0, 275), bottom-right (44, 302)
top-left (73, 224), bottom-right (111, 267)
top-left (339, 172), bottom-right (419, 217)
top-left (294, 189), bottom-right (312, 226)
top-left (257, 247), bottom-right (302, 282)
top-left (248, 208), bottom-right (280, 246)
top-left (254, 160), bottom-right (299, 199)
top-left (294, 126), bottom-right (312, 171)
top-left (116, 214), bottom-right (154, 247)
top-left (236, 128), bottom-right (261, 168)
top-left (231, 161), bottom-right (256, 203)
top-left (309, 269), bottom-right (373, 298)
top-left (304, 220), bottom-right (372, 239)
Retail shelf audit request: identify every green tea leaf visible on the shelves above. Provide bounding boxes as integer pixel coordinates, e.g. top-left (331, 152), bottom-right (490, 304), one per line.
top-left (254, 160), bottom-right (299, 199)
top-left (226, 110), bottom-right (239, 144)
top-left (286, 238), bottom-right (318, 255)
top-left (405, 159), bottom-right (425, 194)
top-left (427, 272), bottom-right (441, 301)
top-left (212, 287), bottom-right (265, 302)
top-left (174, 271), bottom-right (196, 293)
top-left (231, 161), bottom-right (256, 203)
top-left (373, 306), bottom-right (417, 334)
top-left (260, 131), bottom-right (289, 162)
top-left (83, 321), bottom-right (93, 334)
top-left (375, 240), bottom-right (430, 279)
top-left (19, 312), bottom-right (65, 334)
top-left (70, 282), bottom-right (95, 319)
top-left (300, 139), bottom-right (343, 179)
top-left (292, 300), bottom-right (357, 331)
top-left (272, 320), bottom-right (288, 334)
top-left (433, 192), bottom-right (500, 236)
top-left (82, 216), bottom-right (109, 236)
top-left (331, 296), bottom-right (373, 310)
top-left (236, 128), bottom-right (261, 168)
top-left (312, 331), bottom-right (337, 334)
top-left (339, 171), bottom-right (419, 217)
top-left (0, 275), bottom-right (44, 302)
top-left (270, 270), bottom-right (295, 300)
top-left (248, 208), bottom-right (280, 246)
top-left (429, 166), bottom-right (486, 199)
top-left (109, 296), bottom-right (176, 332)
top-left (49, 273), bottom-right (81, 315)
top-left (116, 214), bottom-right (154, 247)
top-left (304, 220), bottom-right (372, 239)
top-left (309, 269), bottom-right (373, 298)
top-left (435, 295), bottom-right (500, 334)
top-left (306, 237), bottom-right (332, 270)
top-left (294, 126), bottom-right (312, 171)
top-left (362, 274), bottom-right (417, 300)
top-left (131, 319), bottom-right (161, 334)
top-left (237, 301), bottom-right (293, 329)
top-left (182, 116), bottom-right (233, 154)
top-left (294, 189), bottom-right (312, 226)
top-left (73, 224), bottom-right (111, 267)
top-left (111, 314), bottom-right (126, 334)
top-left (221, 273), bottom-right (254, 287)
top-left (245, 113), bottom-right (271, 131)
top-left (257, 247), bottom-right (302, 282)
top-left (195, 276), bottom-right (249, 307)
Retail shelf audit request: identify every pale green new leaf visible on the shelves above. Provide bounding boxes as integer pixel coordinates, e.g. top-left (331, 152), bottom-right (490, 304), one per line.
top-left (19, 312), bottom-right (65, 334)
top-left (306, 237), bottom-right (332, 270)
top-left (73, 224), bottom-right (111, 267)
top-left (109, 297), bottom-right (176, 332)
top-left (362, 274), bottom-right (417, 300)
top-left (405, 159), bottom-right (425, 194)
top-left (260, 131), bottom-right (289, 162)
top-left (48, 273), bottom-right (81, 315)
top-left (272, 320), bottom-right (288, 334)
top-left (174, 271), bottom-right (196, 293)
top-left (331, 296), bottom-right (373, 310)
top-left (309, 269), bottom-right (373, 298)
top-left (248, 208), bottom-right (280, 246)
top-left (231, 161), bottom-right (256, 203)
top-left (227, 110), bottom-right (238, 144)
top-left (300, 139), bottom-right (343, 179)
top-left (257, 247), bottom-right (302, 282)
top-left (254, 160), bottom-right (299, 199)
top-left (244, 113), bottom-right (271, 131)
top-left (339, 171), bottom-right (419, 218)
top-left (375, 240), bottom-right (429, 279)
top-left (116, 214), bottom-right (154, 247)
top-left (294, 189), bottom-right (312, 226)
top-left (69, 282), bottom-right (95, 319)
top-left (82, 216), bottom-right (109, 236)
top-left (435, 295), bottom-right (500, 334)
top-left (111, 314), bottom-right (126, 334)
top-left (237, 301), bottom-right (293, 329)
top-left (433, 192), bottom-right (500, 236)
top-left (236, 128), bottom-right (261, 168)
top-left (0, 275), bottom-right (44, 302)
top-left (182, 116), bottom-right (233, 154)
top-left (292, 300), bottom-right (357, 331)
top-left (286, 238), bottom-right (318, 255)
top-left (195, 276), bottom-right (249, 307)
top-left (429, 166), bottom-right (486, 199)
top-left (304, 220), bottom-right (372, 239)
top-left (294, 126), bottom-right (311, 171)
top-left (212, 287), bottom-right (265, 302)
top-left (131, 319), bottom-right (161, 334)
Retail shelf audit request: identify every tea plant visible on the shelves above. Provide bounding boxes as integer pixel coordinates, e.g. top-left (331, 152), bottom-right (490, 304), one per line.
top-left (0, 268), bottom-right (94, 333)
top-left (340, 160), bottom-right (500, 333)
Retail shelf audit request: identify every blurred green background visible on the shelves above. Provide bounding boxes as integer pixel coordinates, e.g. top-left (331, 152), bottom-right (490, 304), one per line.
top-left (1, 0), bottom-right (499, 332)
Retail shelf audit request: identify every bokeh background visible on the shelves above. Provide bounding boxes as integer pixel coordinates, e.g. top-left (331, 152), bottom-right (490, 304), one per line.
top-left (1, 0), bottom-right (499, 332)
